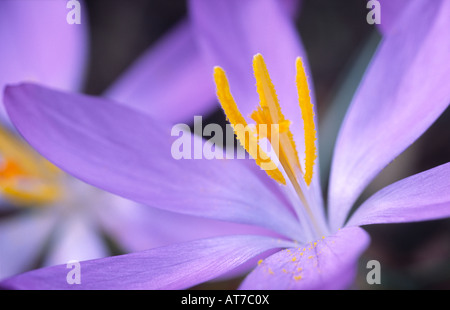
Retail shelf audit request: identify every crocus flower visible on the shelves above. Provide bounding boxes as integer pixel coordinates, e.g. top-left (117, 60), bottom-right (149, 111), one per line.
top-left (1, 0), bottom-right (449, 290)
top-left (0, 0), bottom-right (270, 280)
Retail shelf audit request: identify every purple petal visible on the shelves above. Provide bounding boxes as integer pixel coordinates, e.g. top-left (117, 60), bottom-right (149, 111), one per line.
top-left (43, 212), bottom-right (109, 267)
top-left (377, 0), bottom-right (408, 34)
top-left (280, 0), bottom-right (302, 17)
top-left (105, 0), bottom-right (301, 124)
top-left (97, 195), bottom-right (280, 252)
top-left (0, 0), bottom-right (88, 124)
top-left (239, 226), bottom-right (370, 289)
top-left (0, 235), bottom-right (295, 290)
top-left (4, 83), bottom-right (303, 240)
top-left (0, 209), bottom-right (57, 279)
top-left (98, 198), bottom-right (281, 280)
top-left (328, 0), bottom-right (450, 230)
top-left (347, 162), bottom-right (450, 227)
top-left (189, 0), bottom-right (310, 141)
top-left (189, 0), bottom-right (326, 224)
top-left (104, 20), bottom-right (215, 124)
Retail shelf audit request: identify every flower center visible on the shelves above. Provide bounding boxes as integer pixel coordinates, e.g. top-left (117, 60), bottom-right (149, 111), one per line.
top-left (0, 125), bottom-right (62, 206)
top-left (214, 53), bottom-right (323, 239)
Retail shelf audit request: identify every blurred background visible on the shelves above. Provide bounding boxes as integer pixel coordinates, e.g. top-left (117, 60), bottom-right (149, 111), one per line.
top-left (5, 0), bottom-right (449, 289)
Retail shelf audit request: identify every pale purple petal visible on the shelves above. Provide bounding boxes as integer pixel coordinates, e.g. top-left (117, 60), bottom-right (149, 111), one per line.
top-left (189, 0), bottom-right (326, 226)
top-left (280, 0), bottom-right (302, 17)
top-left (0, 196), bottom-right (14, 211)
top-left (105, 0), bottom-right (301, 123)
top-left (377, 0), bottom-right (408, 34)
top-left (0, 0), bottom-right (88, 124)
top-left (4, 84), bottom-right (303, 240)
top-left (0, 235), bottom-right (295, 290)
top-left (105, 20), bottom-right (215, 124)
top-left (0, 209), bottom-right (57, 279)
top-left (347, 162), bottom-right (450, 227)
top-left (189, 0), bottom-right (311, 146)
top-left (96, 195), bottom-right (280, 252)
top-left (328, 0), bottom-right (450, 230)
top-left (43, 213), bottom-right (109, 267)
top-left (239, 227), bottom-right (370, 289)
top-left (98, 198), bottom-right (281, 280)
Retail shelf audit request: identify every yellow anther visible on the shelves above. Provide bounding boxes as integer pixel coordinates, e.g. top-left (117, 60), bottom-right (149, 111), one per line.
top-left (296, 57), bottom-right (317, 186)
top-left (214, 66), bottom-right (285, 184)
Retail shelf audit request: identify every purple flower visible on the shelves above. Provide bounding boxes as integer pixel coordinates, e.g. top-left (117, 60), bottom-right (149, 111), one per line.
top-left (1, 0), bottom-right (450, 289)
top-left (0, 0), bottom-right (266, 280)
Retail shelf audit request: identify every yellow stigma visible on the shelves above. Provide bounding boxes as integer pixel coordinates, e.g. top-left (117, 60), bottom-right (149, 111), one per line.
top-left (0, 125), bottom-right (62, 206)
top-left (296, 57), bottom-right (317, 186)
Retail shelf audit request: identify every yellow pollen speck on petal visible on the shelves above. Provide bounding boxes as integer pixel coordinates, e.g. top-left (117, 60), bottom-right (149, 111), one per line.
top-left (314, 242), bottom-right (318, 247)
top-left (282, 268), bottom-right (287, 273)
top-left (297, 267), bottom-right (303, 272)
top-left (258, 259), bottom-right (263, 266)
top-left (268, 268), bottom-right (274, 275)
top-left (322, 236), bottom-right (325, 239)
top-left (295, 57), bottom-right (317, 186)
top-left (213, 66), bottom-right (286, 185)
top-left (292, 257), bottom-right (297, 262)
top-left (294, 275), bottom-right (302, 281)
top-left (308, 255), bottom-right (314, 259)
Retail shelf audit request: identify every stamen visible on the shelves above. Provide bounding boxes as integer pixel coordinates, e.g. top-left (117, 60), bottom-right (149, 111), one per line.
top-left (295, 57), bottom-right (317, 186)
top-left (0, 125), bottom-right (62, 206)
top-left (214, 66), bottom-right (286, 184)
top-left (252, 54), bottom-right (302, 177)
top-left (213, 54), bottom-right (324, 239)
top-left (250, 54), bottom-right (313, 214)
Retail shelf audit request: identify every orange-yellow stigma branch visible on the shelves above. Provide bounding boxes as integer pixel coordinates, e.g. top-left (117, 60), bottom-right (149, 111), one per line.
top-left (0, 125), bottom-right (62, 206)
top-left (0, 159), bottom-right (25, 179)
